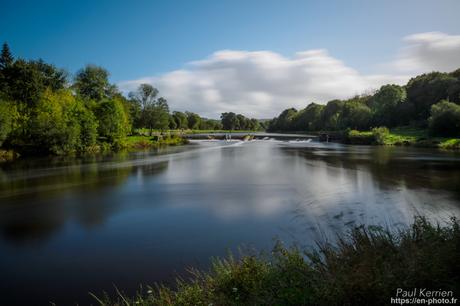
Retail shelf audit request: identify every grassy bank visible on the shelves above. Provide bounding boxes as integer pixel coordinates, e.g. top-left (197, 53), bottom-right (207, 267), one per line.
top-left (346, 127), bottom-right (460, 149)
top-left (125, 134), bottom-right (189, 150)
top-left (93, 216), bottom-right (460, 306)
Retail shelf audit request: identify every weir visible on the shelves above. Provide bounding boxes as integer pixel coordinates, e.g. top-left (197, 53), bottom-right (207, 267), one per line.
top-left (183, 132), bottom-right (319, 141)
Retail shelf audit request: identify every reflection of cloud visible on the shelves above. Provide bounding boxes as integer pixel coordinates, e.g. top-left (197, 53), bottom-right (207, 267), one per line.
top-left (118, 32), bottom-right (460, 119)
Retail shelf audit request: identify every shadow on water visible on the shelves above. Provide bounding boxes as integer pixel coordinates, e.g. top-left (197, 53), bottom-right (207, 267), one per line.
top-left (0, 151), bottom-right (170, 244)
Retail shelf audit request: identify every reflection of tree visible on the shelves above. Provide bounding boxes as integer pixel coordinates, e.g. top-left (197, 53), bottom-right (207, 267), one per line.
top-left (0, 153), bottom-right (169, 244)
top-left (281, 146), bottom-right (460, 200)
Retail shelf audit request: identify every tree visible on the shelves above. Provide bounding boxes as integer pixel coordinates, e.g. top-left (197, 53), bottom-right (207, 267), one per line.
top-left (31, 89), bottom-right (82, 154)
top-left (0, 100), bottom-right (16, 146)
top-left (74, 65), bottom-right (117, 101)
top-left (428, 100), bottom-right (460, 137)
top-left (3, 59), bottom-right (46, 106)
top-left (128, 83), bottom-right (159, 109)
top-left (340, 100), bottom-right (372, 130)
top-left (141, 97), bottom-right (170, 134)
top-left (406, 72), bottom-right (457, 121)
top-left (294, 103), bottom-right (324, 131)
top-left (0, 42), bottom-right (14, 71)
top-left (220, 112), bottom-right (239, 130)
top-left (172, 111), bottom-right (188, 129)
top-left (1, 58), bottom-right (67, 106)
top-left (71, 98), bottom-right (98, 150)
top-left (96, 97), bottom-right (130, 145)
top-left (187, 112), bottom-right (201, 129)
top-left (30, 59), bottom-right (67, 91)
top-left (268, 108), bottom-right (297, 131)
top-left (321, 99), bottom-right (344, 130)
top-left (371, 84), bottom-right (406, 127)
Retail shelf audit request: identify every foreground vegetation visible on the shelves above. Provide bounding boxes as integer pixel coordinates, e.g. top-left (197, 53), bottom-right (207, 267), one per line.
top-left (94, 216), bottom-right (460, 306)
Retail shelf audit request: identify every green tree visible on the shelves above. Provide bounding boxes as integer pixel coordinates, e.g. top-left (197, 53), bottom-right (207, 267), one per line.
top-left (294, 103), bottom-right (324, 131)
top-left (220, 112), bottom-right (239, 130)
top-left (321, 99), bottom-right (344, 130)
top-left (172, 111), bottom-right (188, 129)
top-left (0, 100), bottom-right (17, 147)
top-left (74, 65), bottom-right (117, 101)
top-left (141, 97), bottom-right (170, 134)
top-left (428, 100), bottom-right (460, 137)
top-left (71, 98), bottom-right (98, 150)
top-left (371, 84), bottom-right (406, 127)
top-left (271, 108), bottom-right (298, 131)
top-left (187, 112), bottom-right (201, 129)
top-left (340, 100), bottom-right (372, 130)
top-left (128, 83), bottom-right (159, 109)
top-left (406, 72), bottom-right (458, 121)
top-left (31, 90), bottom-right (81, 154)
top-left (0, 42), bottom-right (14, 71)
top-left (96, 97), bottom-right (130, 145)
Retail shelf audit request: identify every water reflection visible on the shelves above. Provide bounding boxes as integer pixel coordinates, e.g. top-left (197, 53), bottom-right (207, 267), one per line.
top-left (0, 140), bottom-right (459, 305)
top-left (0, 152), bottom-right (171, 244)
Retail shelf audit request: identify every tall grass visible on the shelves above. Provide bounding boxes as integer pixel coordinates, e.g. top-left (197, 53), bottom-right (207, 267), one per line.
top-left (93, 216), bottom-right (460, 305)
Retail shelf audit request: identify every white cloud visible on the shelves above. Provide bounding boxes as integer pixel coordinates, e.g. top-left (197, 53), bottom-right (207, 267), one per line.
top-left (393, 32), bottom-right (460, 73)
top-left (118, 32), bottom-right (460, 119)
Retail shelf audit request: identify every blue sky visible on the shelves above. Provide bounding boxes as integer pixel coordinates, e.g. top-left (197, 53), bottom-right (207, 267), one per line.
top-left (2, 0), bottom-right (460, 117)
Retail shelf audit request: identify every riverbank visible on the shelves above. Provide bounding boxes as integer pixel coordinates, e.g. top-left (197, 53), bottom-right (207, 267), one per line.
top-left (345, 127), bottom-right (460, 149)
top-left (125, 134), bottom-right (189, 150)
top-left (94, 216), bottom-right (460, 306)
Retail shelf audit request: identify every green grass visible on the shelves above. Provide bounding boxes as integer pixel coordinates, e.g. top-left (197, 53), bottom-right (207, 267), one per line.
top-left (125, 135), bottom-right (188, 150)
top-left (346, 127), bottom-right (460, 149)
top-left (92, 216), bottom-right (460, 306)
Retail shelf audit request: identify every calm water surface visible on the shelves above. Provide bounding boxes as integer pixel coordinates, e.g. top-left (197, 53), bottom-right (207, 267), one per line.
top-left (1, 139), bottom-right (460, 305)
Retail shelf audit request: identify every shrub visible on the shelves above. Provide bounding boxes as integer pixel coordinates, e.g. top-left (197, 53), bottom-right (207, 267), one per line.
top-left (346, 129), bottom-right (374, 145)
top-left (428, 100), bottom-right (460, 137)
top-left (371, 126), bottom-right (389, 145)
top-left (0, 100), bottom-right (17, 146)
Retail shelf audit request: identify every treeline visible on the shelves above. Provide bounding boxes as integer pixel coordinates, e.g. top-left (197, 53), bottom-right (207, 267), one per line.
top-left (220, 112), bottom-right (264, 130)
top-left (268, 69), bottom-right (460, 137)
top-left (0, 43), bottom-right (262, 156)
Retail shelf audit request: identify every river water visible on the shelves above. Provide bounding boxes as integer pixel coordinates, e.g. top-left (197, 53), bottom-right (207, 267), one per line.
top-left (1, 139), bottom-right (460, 305)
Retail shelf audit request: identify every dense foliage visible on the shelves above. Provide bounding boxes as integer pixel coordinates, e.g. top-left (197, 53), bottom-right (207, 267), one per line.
top-left (268, 68), bottom-right (460, 137)
top-left (96, 216), bottom-right (460, 306)
top-left (221, 112), bottom-right (261, 130)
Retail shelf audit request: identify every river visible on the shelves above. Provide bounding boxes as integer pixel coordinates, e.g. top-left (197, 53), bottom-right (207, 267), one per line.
top-left (1, 138), bottom-right (460, 305)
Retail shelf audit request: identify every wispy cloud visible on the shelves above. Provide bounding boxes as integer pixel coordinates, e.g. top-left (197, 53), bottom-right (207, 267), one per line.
top-left (118, 32), bottom-right (460, 118)
top-left (393, 32), bottom-right (460, 73)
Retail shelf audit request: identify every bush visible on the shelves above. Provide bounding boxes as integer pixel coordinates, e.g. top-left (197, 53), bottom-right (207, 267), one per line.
top-left (346, 129), bottom-right (374, 145)
top-left (428, 100), bottom-right (460, 137)
top-left (371, 126), bottom-right (389, 145)
top-left (0, 100), bottom-right (17, 146)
